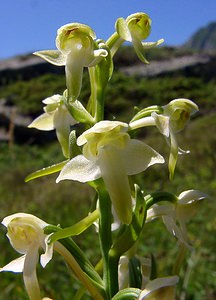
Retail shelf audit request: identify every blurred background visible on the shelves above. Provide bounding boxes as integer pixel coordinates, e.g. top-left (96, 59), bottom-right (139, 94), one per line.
top-left (0, 1), bottom-right (216, 299)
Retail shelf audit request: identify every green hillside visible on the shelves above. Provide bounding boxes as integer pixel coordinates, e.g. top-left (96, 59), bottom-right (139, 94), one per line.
top-left (0, 46), bottom-right (216, 299)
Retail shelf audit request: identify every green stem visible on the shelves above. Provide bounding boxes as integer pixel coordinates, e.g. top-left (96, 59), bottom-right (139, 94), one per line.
top-left (94, 85), bottom-right (105, 122)
top-left (106, 32), bottom-right (124, 57)
top-left (145, 192), bottom-right (178, 210)
top-left (172, 242), bottom-right (188, 275)
top-left (88, 67), bottom-right (105, 122)
top-left (98, 187), bottom-right (118, 299)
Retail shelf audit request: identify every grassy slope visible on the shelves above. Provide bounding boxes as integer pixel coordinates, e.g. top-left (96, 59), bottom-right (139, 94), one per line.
top-left (0, 47), bottom-right (215, 299)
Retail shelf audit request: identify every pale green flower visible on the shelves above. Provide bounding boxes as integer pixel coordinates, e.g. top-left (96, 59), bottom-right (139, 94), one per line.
top-left (34, 23), bottom-right (108, 100)
top-left (146, 190), bottom-right (207, 246)
top-left (28, 94), bottom-right (76, 158)
top-left (0, 213), bottom-right (53, 300)
top-left (129, 98), bottom-right (198, 179)
top-left (57, 120), bottom-right (164, 224)
top-left (115, 12), bottom-right (164, 63)
top-left (152, 98), bottom-right (198, 178)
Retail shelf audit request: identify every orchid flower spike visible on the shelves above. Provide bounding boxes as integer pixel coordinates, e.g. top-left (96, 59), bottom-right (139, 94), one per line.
top-left (28, 94), bottom-right (77, 158)
top-left (0, 213), bottom-right (53, 300)
top-left (115, 12), bottom-right (164, 63)
top-left (57, 120), bottom-right (164, 224)
top-left (152, 98), bottom-right (198, 178)
top-left (34, 23), bottom-right (108, 101)
top-left (147, 190), bottom-right (208, 247)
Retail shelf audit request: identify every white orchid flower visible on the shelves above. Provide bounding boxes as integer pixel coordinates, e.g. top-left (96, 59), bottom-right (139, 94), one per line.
top-left (115, 12), bottom-right (164, 63)
top-left (0, 213), bottom-right (53, 300)
top-left (147, 190), bottom-right (208, 246)
top-left (138, 276), bottom-right (179, 300)
top-left (34, 23), bottom-right (108, 100)
top-left (28, 94), bottom-right (77, 158)
top-left (57, 120), bottom-right (164, 224)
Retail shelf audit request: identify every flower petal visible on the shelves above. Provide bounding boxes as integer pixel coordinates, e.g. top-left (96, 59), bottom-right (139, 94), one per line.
top-left (40, 235), bottom-right (54, 268)
top-left (34, 50), bottom-right (66, 66)
top-left (98, 147), bottom-right (132, 224)
top-left (23, 245), bottom-right (41, 300)
top-left (56, 155), bottom-right (101, 183)
top-left (151, 112), bottom-right (170, 137)
top-left (123, 139), bottom-right (164, 175)
top-left (77, 120), bottom-right (128, 146)
top-left (0, 255), bottom-right (26, 273)
top-left (178, 190), bottom-right (208, 205)
top-left (141, 39), bottom-right (164, 49)
top-left (146, 205), bottom-right (174, 222)
top-left (28, 113), bottom-right (55, 131)
top-left (115, 17), bottom-right (132, 41)
top-left (2, 213), bottom-right (48, 229)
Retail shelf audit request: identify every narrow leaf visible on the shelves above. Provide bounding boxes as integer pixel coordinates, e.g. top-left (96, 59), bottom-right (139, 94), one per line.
top-left (25, 160), bottom-right (69, 182)
top-left (50, 209), bottom-right (99, 242)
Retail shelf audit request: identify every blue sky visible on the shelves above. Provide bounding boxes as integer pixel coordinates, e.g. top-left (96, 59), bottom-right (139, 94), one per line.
top-left (0, 0), bottom-right (216, 59)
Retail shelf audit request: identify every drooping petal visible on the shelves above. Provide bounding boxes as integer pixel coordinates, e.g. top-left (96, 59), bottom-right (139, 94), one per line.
top-left (54, 105), bottom-right (76, 158)
top-left (168, 131), bottom-right (179, 179)
top-left (56, 154), bottom-right (101, 183)
top-left (122, 139), bottom-right (164, 175)
top-left (0, 255), bottom-right (26, 273)
top-left (132, 37), bottom-right (149, 64)
top-left (98, 146), bottom-right (132, 224)
top-left (65, 52), bottom-right (85, 101)
top-left (23, 244), bottom-right (41, 300)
